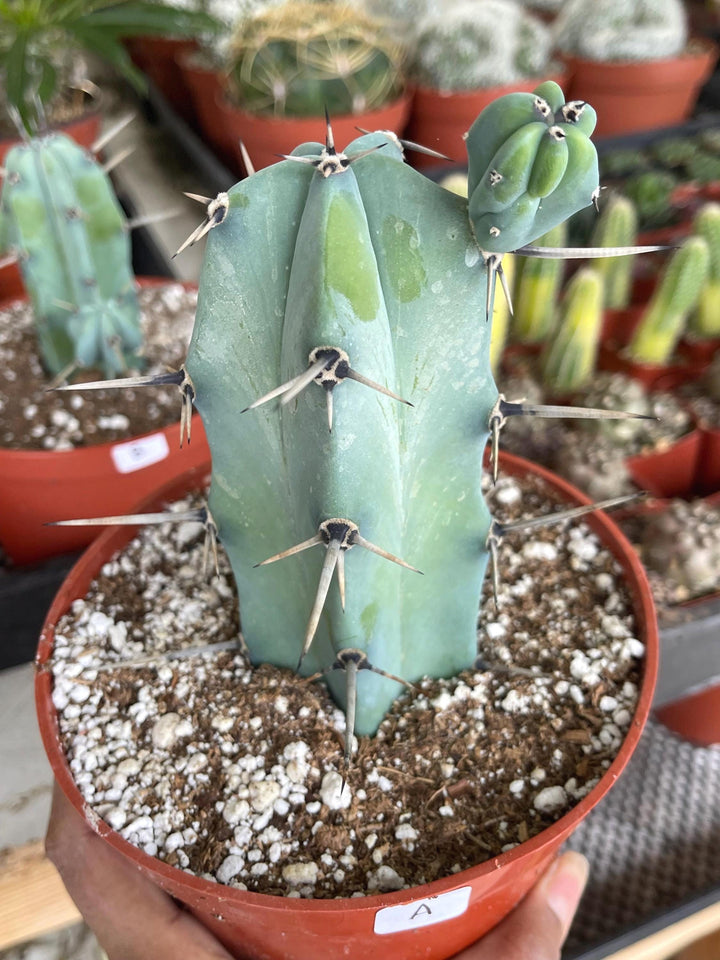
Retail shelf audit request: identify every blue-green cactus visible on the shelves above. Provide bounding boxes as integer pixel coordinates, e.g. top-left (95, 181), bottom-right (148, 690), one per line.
top-left (0, 132), bottom-right (141, 378)
top-left (182, 80), bottom-right (601, 736)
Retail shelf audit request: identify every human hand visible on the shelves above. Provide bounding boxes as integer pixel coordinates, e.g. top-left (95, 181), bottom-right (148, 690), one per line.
top-left (47, 781), bottom-right (588, 960)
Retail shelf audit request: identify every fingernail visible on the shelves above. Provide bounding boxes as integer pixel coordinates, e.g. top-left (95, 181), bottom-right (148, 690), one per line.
top-left (544, 852), bottom-right (589, 938)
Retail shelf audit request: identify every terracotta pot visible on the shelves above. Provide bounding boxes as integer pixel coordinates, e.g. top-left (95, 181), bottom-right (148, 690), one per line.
top-left (598, 341), bottom-right (708, 391)
top-left (0, 278), bottom-right (210, 566)
top-left (35, 452), bottom-right (658, 960)
top-left (677, 335), bottom-right (720, 365)
top-left (625, 429), bottom-right (704, 499)
top-left (1, 108), bottom-right (103, 302)
top-left (175, 52), bottom-right (236, 166)
top-left (221, 92), bottom-right (413, 173)
top-left (697, 423), bottom-right (720, 494)
top-left (405, 71), bottom-right (568, 170)
top-left (562, 39), bottom-right (718, 138)
top-left (656, 683), bottom-right (720, 747)
top-left (126, 36), bottom-right (198, 121)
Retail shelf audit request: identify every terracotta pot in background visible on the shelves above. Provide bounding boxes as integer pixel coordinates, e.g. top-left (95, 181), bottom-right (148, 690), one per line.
top-left (563, 39), bottom-right (718, 138)
top-left (125, 36), bottom-right (198, 122)
top-left (35, 452), bottom-right (658, 960)
top-left (598, 341), bottom-right (708, 391)
top-left (656, 683), bottom-right (720, 747)
top-left (222, 92), bottom-right (413, 173)
top-left (696, 422), bottom-right (720, 494)
top-left (677, 335), bottom-right (720, 366)
top-left (175, 52), bottom-right (236, 167)
top-left (1, 108), bottom-right (103, 302)
top-left (625, 429), bottom-right (704, 500)
top-left (405, 71), bottom-right (567, 170)
top-left (0, 279), bottom-right (210, 566)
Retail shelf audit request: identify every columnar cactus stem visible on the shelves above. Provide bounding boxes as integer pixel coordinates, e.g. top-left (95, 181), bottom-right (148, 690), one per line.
top-left (688, 203), bottom-right (720, 339)
top-left (627, 237), bottom-right (710, 364)
top-left (0, 133), bottom-right (141, 378)
top-left (512, 222), bottom-right (567, 343)
top-left (182, 82), bottom-right (601, 734)
top-left (542, 267), bottom-right (603, 393)
top-left (590, 193), bottom-right (639, 310)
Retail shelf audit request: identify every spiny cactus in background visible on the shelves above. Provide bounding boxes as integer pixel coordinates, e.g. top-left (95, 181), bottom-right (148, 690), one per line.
top-left (622, 171), bottom-right (678, 228)
top-left (590, 194), bottom-right (638, 310)
top-left (553, 0), bottom-right (688, 62)
top-left (412, 0), bottom-right (552, 91)
top-left (0, 131), bottom-right (142, 379)
top-left (542, 267), bottom-right (603, 393)
top-left (227, 1), bottom-right (404, 117)
top-left (512, 221), bottom-right (566, 343)
top-left (688, 203), bottom-right (720, 339)
top-left (57, 83), bottom-right (654, 749)
top-left (627, 237), bottom-right (710, 365)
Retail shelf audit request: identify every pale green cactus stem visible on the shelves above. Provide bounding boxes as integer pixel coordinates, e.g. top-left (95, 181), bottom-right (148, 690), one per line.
top-left (181, 80), bottom-right (600, 736)
top-left (688, 203), bottom-right (720, 339)
top-left (0, 132), bottom-right (141, 379)
top-left (512, 221), bottom-right (567, 343)
top-left (542, 267), bottom-right (603, 393)
top-left (54, 83), bottom-right (613, 747)
top-left (590, 193), bottom-right (638, 309)
top-left (490, 254), bottom-right (515, 373)
top-left (627, 237), bottom-right (710, 365)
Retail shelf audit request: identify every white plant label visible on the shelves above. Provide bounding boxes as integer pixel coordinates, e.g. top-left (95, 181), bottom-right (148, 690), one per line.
top-left (373, 886), bottom-right (471, 935)
top-left (111, 433), bottom-right (170, 474)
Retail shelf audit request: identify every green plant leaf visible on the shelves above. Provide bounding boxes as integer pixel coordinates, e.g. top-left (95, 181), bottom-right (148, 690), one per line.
top-left (76, 2), bottom-right (220, 36)
top-left (68, 23), bottom-right (147, 92)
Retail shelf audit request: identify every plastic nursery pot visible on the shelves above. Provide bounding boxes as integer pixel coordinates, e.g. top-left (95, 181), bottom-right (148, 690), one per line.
top-left (35, 452), bottom-right (658, 960)
top-left (404, 71), bottom-right (567, 171)
top-left (598, 339), bottom-right (709, 392)
top-left (677, 335), bottom-right (720, 366)
top-left (696, 423), bottom-right (720, 495)
top-left (0, 278), bottom-right (210, 567)
top-left (175, 52), bottom-right (236, 167)
top-left (125, 36), bottom-right (198, 122)
top-left (656, 683), bottom-right (720, 747)
top-left (221, 92), bottom-right (413, 173)
top-left (562, 38), bottom-right (718, 138)
top-left (625, 429), bottom-right (704, 499)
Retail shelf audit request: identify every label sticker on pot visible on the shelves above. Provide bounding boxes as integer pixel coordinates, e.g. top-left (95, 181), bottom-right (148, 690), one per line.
top-left (111, 433), bottom-right (170, 474)
top-left (373, 886), bottom-right (471, 935)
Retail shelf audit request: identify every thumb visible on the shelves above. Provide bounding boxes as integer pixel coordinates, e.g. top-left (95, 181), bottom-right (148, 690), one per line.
top-left (455, 851), bottom-right (589, 960)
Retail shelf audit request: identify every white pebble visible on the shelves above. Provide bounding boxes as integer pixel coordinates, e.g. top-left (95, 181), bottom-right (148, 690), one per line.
top-left (319, 771), bottom-right (352, 810)
top-left (216, 855), bottom-right (245, 884)
top-left (282, 862), bottom-right (319, 886)
top-left (533, 786), bottom-right (567, 812)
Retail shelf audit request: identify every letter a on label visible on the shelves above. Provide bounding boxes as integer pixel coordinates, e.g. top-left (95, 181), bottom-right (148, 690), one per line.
top-left (374, 886), bottom-right (471, 935)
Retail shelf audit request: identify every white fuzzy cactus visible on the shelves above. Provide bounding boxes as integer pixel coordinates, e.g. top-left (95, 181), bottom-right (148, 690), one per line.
top-left (413, 0), bottom-right (552, 91)
top-left (553, 0), bottom-right (688, 63)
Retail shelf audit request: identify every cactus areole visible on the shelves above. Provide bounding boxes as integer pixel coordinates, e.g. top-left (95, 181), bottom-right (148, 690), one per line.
top-left (185, 82), bottom-right (599, 735)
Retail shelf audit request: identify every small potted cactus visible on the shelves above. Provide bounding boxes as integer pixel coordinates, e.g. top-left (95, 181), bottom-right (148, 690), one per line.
top-left (403, 0), bottom-right (566, 166)
top-left (554, 0), bottom-right (718, 137)
top-left (0, 129), bottom-right (210, 564)
top-left (220, 1), bottom-right (410, 171)
top-left (36, 83), bottom-right (659, 958)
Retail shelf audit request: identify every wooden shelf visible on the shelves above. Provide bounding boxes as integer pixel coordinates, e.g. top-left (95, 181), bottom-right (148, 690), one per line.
top-left (0, 841), bottom-right (81, 951)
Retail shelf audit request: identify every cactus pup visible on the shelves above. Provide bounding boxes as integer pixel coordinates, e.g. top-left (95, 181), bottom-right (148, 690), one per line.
top-left (55, 83), bottom-right (652, 749)
top-left (542, 267), bottom-right (603, 394)
top-left (590, 193), bottom-right (639, 310)
top-left (688, 202), bottom-right (720, 340)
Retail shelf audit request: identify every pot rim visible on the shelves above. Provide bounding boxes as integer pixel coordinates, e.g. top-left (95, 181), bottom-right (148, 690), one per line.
top-left (0, 276), bottom-right (199, 461)
top-left (35, 451), bottom-right (658, 913)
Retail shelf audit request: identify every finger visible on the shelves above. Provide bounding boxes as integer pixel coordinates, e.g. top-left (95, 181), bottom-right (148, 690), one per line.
top-left (454, 850), bottom-right (589, 959)
top-left (45, 783), bottom-right (233, 960)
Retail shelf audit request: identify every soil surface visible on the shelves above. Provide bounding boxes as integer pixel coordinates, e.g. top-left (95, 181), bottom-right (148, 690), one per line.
top-left (0, 283), bottom-right (196, 450)
top-left (49, 473), bottom-right (644, 899)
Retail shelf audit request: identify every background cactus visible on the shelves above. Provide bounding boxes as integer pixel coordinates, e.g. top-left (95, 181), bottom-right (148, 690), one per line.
top-left (553, 0), bottom-right (688, 62)
top-left (541, 267), bottom-right (603, 393)
top-left (688, 203), bottom-right (720, 339)
top-left (627, 237), bottom-right (710, 365)
top-left (0, 132), bottom-right (142, 379)
top-left (512, 221), bottom-right (567, 342)
top-left (590, 193), bottom-right (638, 310)
top-left (227, 1), bottom-right (405, 116)
top-left (411, 0), bottom-right (552, 92)
top-left (181, 81), bottom-right (600, 735)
